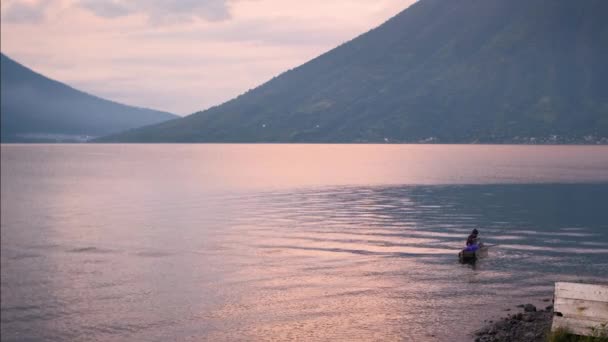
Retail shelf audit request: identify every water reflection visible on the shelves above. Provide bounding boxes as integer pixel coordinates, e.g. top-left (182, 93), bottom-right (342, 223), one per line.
top-left (2, 145), bottom-right (608, 342)
top-left (3, 182), bottom-right (608, 341)
top-left (202, 184), bottom-right (608, 341)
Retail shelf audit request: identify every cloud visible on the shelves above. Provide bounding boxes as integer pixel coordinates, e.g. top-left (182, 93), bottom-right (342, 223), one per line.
top-left (130, 17), bottom-right (356, 48)
top-left (1, 0), bottom-right (53, 23)
top-left (76, 0), bottom-right (130, 18)
top-left (78, 0), bottom-right (233, 23)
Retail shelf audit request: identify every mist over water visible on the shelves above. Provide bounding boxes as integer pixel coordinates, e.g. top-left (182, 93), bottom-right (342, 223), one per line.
top-left (2, 145), bottom-right (608, 341)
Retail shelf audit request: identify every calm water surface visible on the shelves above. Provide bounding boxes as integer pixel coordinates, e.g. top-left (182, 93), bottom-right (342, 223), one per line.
top-left (2, 144), bottom-right (608, 341)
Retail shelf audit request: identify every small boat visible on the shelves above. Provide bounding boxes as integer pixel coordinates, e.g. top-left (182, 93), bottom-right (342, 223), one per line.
top-left (458, 243), bottom-right (488, 262)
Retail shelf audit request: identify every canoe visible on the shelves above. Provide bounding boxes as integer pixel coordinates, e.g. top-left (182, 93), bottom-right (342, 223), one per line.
top-left (458, 244), bottom-right (488, 262)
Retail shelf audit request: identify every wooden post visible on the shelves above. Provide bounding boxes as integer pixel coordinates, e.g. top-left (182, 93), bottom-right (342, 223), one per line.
top-left (552, 282), bottom-right (608, 336)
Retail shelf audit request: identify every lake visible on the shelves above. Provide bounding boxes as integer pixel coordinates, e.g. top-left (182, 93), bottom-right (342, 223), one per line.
top-left (2, 144), bottom-right (608, 341)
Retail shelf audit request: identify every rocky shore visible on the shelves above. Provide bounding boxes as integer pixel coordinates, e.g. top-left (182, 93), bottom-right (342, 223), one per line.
top-left (474, 303), bottom-right (554, 342)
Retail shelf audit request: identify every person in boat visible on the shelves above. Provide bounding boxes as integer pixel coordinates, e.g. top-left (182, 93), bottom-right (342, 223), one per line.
top-left (466, 228), bottom-right (480, 247)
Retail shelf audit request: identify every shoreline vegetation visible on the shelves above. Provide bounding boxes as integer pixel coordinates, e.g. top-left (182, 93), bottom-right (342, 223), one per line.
top-left (474, 303), bottom-right (608, 342)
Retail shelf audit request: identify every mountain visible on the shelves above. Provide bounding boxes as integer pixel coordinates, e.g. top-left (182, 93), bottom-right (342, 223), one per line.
top-left (1, 53), bottom-right (178, 142)
top-left (100, 0), bottom-right (608, 144)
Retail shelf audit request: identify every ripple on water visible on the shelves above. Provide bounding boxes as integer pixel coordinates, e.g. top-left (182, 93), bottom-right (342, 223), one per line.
top-left (3, 178), bottom-right (608, 341)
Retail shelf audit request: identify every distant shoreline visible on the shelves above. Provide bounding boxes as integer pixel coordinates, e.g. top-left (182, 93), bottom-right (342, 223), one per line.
top-left (2, 141), bottom-right (608, 145)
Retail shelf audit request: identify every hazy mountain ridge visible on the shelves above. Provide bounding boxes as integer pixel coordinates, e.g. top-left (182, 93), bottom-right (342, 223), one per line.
top-left (103, 0), bottom-right (607, 143)
top-left (1, 53), bottom-right (178, 142)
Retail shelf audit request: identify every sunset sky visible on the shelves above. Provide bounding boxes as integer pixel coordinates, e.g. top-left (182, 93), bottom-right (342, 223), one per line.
top-left (1, 0), bottom-right (417, 115)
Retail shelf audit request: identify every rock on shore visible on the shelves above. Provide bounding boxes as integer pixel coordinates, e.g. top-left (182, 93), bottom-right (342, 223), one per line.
top-left (474, 304), bottom-right (553, 342)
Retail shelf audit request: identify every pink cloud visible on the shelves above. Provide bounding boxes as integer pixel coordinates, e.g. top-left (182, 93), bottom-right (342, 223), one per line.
top-left (78, 0), bottom-right (234, 22)
top-left (1, 0), bottom-right (53, 23)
